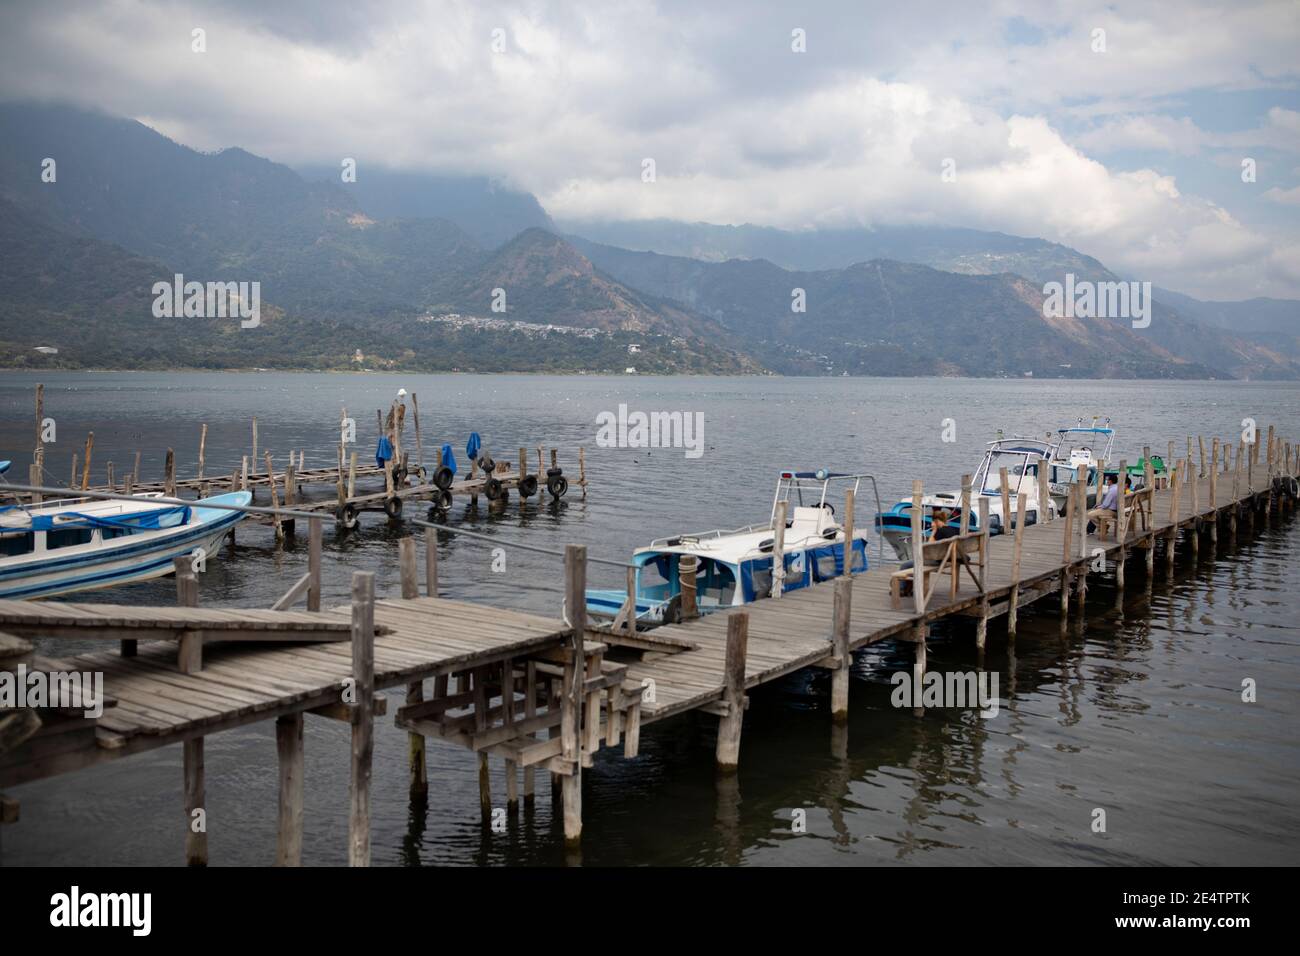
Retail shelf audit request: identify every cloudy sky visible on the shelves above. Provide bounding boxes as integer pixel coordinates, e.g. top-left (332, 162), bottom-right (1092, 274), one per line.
top-left (1, 0), bottom-right (1297, 299)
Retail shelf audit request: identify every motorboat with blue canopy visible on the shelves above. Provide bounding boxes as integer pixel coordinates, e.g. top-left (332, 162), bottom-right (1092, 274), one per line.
top-left (1046, 418), bottom-right (1116, 508)
top-left (586, 470), bottom-right (882, 628)
top-left (876, 434), bottom-right (1057, 561)
top-left (0, 490), bottom-right (251, 599)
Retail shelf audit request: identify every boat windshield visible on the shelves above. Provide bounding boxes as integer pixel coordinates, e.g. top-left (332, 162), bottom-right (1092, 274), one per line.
top-left (973, 444), bottom-right (1050, 495)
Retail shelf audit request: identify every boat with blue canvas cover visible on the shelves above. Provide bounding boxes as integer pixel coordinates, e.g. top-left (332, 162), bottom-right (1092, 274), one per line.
top-left (876, 435), bottom-right (1058, 561)
top-left (1046, 418), bottom-right (1116, 509)
top-left (586, 470), bottom-right (881, 628)
top-left (0, 490), bottom-right (250, 599)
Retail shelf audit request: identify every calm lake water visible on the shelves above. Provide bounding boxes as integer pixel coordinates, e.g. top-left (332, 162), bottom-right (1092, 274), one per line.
top-left (2, 371), bottom-right (1299, 866)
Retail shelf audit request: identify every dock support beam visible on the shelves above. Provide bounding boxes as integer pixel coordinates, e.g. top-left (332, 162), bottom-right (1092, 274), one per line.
top-left (830, 577), bottom-right (852, 721)
top-left (716, 611), bottom-right (749, 770)
top-left (183, 738), bottom-right (207, 866)
top-left (275, 712), bottom-right (304, 866)
top-left (398, 538), bottom-right (427, 801)
top-left (349, 571), bottom-right (376, 867)
top-left (561, 545), bottom-right (586, 845)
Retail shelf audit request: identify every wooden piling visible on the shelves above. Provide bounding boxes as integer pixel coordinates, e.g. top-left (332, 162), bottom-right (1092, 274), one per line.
top-left (911, 480), bottom-right (924, 615)
top-left (716, 611), bottom-right (749, 770)
top-left (680, 554), bottom-right (699, 620)
top-left (1115, 459), bottom-right (1128, 590)
top-left (306, 517), bottom-right (322, 611)
top-left (561, 545), bottom-right (586, 844)
top-left (349, 571), bottom-right (376, 867)
top-left (976, 497), bottom-right (991, 644)
top-left (33, 382), bottom-right (44, 469)
top-left (1167, 460), bottom-right (1183, 569)
top-left (80, 432), bottom-right (94, 490)
top-left (772, 500), bottom-right (788, 598)
top-left (275, 712), bottom-right (304, 866)
top-left (175, 555), bottom-right (201, 673)
top-left (264, 452), bottom-right (283, 543)
top-left (198, 424), bottom-right (207, 483)
top-left (164, 448), bottom-right (175, 498)
top-left (842, 487), bottom-right (855, 575)
top-left (830, 576), bottom-right (852, 721)
top-left (1007, 492), bottom-right (1026, 636)
top-left (183, 737), bottom-right (206, 866)
top-left (174, 554), bottom-right (205, 865)
top-left (411, 393), bottom-right (424, 476)
top-left (399, 538), bottom-right (427, 801)
top-left (523, 661), bottom-right (537, 802)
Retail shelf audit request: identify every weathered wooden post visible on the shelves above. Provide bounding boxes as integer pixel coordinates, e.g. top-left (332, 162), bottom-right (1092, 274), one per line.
top-left (174, 556), bottom-right (205, 865)
top-left (28, 463), bottom-right (41, 506)
top-left (399, 538), bottom-right (427, 801)
top-left (561, 545), bottom-right (586, 844)
top-left (910, 480), bottom-right (926, 711)
top-left (1059, 477), bottom-right (1075, 617)
top-left (1007, 492), bottom-right (1026, 637)
top-left (264, 451), bottom-right (284, 544)
top-left (1210, 440), bottom-right (1219, 544)
top-left (716, 611), bottom-right (749, 769)
top-left (80, 432), bottom-right (94, 490)
top-left (830, 576), bottom-right (852, 721)
top-left (307, 517), bottom-right (322, 612)
top-left (1038, 464), bottom-right (1051, 521)
top-left (163, 447), bottom-right (175, 498)
top-left (680, 554), bottom-right (698, 620)
top-left (33, 382), bottom-right (44, 471)
top-left (1190, 451), bottom-right (1200, 558)
top-left (771, 500), bottom-right (788, 598)
top-left (976, 497), bottom-right (990, 647)
top-left (998, 467), bottom-right (1011, 539)
top-left (841, 487), bottom-right (855, 576)
top-left (1115, 460), bottom-right (1128, 591)
top-left (349, 571), bottom-right (376, 867)
top-left (911, 480), bottom-right (925, 616)
top-left (1074, 471), bottom-right (1087, 611)
top-left (198, 423), bottom-right (207, 485)
top-left (275, 711), bottom-right (304, 866)
top-left (252, 417), bottom-right (259, 474)
top-left (1167, 460), bottom-right (1183, 570)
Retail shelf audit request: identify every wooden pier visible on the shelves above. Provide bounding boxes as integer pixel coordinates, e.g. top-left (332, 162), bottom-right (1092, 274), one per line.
top-left (1, 426), bottom-right (1296, 863)
top-left (13, 383), bottom-right (587, 532)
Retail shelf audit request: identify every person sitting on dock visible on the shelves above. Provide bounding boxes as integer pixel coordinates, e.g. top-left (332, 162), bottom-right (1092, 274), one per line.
top-left (1087, 474), bottom-right (1121, 534)
top-left (899, 509), bottom-right (958, 571)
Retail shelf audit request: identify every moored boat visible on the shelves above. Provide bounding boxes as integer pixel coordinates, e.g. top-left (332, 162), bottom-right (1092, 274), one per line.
top-left (0, 491), bottom-right (251, 599)
top-left (876, 435), bottom-right (1057, 561)
top-left (586, 470), bottom-right (879, 628)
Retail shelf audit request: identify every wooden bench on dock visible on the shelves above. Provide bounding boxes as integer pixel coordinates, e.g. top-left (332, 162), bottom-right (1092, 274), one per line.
top-left (890, 531), bottom-right (986, 610)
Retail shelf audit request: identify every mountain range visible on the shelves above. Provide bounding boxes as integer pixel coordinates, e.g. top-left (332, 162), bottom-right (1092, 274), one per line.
top-left (0, 101), bottom-right (1295, 379)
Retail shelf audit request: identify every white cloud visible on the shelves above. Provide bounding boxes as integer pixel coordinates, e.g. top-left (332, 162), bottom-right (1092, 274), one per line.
top-left (0, 0), bottom-right (1296, 298)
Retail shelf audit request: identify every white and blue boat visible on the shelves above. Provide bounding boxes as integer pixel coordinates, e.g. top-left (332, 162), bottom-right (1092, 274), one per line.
top-left (586, 471), bottom-right (879, 628)
top-left (1046, 419), bottom-right (1116, 509)
top-left (0, 491), bottom-right (250, 599)
top-left (875, 435), bottom-right (1058, 561)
